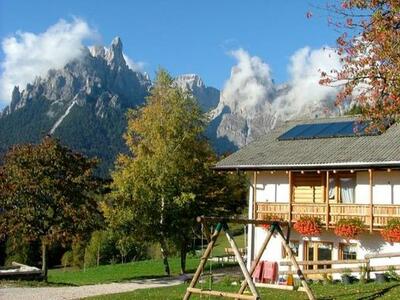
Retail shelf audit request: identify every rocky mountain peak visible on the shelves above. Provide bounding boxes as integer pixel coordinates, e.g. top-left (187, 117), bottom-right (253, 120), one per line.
top-left (174, 74), bottom-right (219, 112)
top-left (106, 36), bottom-right (126, 69)
top-left (175, 74), bottom-right (204, 89)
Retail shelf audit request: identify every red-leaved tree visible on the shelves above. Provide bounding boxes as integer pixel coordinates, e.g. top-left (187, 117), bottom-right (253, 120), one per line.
top-left (319, 0), bottom-right (400, 129)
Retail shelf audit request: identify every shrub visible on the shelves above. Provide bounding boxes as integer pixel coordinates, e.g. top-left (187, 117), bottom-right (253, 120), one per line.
top-left (71, 239), bottom-right (86, 268)
top-left (381, 219), bottom-right (400, 243)
top-left (293, 217), bottom-right (322, 236)
top-left (334, 218), bottom-right (363, 239)
top-left (4, 236), bottom-right (39, 266)
top-left (61, 251), bottom-right (73, 270)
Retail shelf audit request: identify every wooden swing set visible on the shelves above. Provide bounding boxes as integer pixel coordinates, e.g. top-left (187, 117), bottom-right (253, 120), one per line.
top-left (183, 216), bottom-right (315, 300)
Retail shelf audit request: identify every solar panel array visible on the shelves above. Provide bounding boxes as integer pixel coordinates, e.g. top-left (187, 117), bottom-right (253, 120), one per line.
top-left (278, 121), bottom-right (373, 141)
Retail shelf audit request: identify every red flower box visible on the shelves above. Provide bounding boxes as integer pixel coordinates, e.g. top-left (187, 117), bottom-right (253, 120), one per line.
top-left (334, 218), bottom-right (363, 239)
top-left (293, 217), bottom-right (321, 236)
top-left (381, 219), bottom-right (400, 243)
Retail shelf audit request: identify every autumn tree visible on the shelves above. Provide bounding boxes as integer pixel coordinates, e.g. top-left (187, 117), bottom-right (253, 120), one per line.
top-left (0, 137), bottom-right (101, 279)
top-left (107, 70), bottom-right (246, 275)
top-left (319, 0), bottom-right (400, 128)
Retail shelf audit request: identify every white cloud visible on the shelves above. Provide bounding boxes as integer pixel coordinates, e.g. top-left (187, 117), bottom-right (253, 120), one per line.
top-left (123, 54), bottom-right (145, 72)
top-left (221, 49), bottom-right (275, 116)
top-left (273, 46), bottom-right (341, 119)
top-left (219, 47), bottom-right (342, 121)
top-left (0, 18), bottom-right (98, 104)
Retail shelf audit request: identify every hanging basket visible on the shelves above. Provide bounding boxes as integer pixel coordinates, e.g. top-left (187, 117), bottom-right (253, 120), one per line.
top-left (293, 216), bottom-right (321, 236)
top-left (381, 219), bottom-right (400, 243)
top-left (334, 218), bottom-right (363, 239)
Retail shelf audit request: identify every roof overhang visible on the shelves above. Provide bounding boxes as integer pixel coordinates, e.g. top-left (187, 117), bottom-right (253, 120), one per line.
top-left (214, 161), bottom-right (400, 171)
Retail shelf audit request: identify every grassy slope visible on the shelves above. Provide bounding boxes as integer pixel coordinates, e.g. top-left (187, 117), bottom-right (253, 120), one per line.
top-left (87, 281), bottom-right (400, 300)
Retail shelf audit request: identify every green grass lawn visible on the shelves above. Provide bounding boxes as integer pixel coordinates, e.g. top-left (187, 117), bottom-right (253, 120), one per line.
top-left (47, 257), bottom-right (236, 286)
top-left (87, 281), bottom-right (400, 300)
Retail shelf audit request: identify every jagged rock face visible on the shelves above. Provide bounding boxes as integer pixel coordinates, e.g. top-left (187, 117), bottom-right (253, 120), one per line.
top-left (0, 37), bottom-right (151, 177)
top-left (174, 74), bottom-right (220, 112)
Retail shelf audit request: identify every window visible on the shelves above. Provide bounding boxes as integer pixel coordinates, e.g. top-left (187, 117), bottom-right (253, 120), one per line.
top-left (328, 177), bottom-right (335, 199)
top-left (327, 173), bottom-right (356, 203)
top-left (339, 243), bottom-right (357, 260)
top-left (340, 177), bottom-right (355, 203)
top-left (282, 240), bottom-right (300, 258)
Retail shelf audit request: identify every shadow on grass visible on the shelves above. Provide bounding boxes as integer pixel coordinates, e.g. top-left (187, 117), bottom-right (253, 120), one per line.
top-left (357, 283), bottom-right (400, 300)
top-left (314, 283), bottom-right (400, 300)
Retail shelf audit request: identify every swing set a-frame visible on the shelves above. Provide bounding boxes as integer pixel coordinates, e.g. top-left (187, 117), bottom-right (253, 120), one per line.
top-left (183, 216), bottom-right (315, 300)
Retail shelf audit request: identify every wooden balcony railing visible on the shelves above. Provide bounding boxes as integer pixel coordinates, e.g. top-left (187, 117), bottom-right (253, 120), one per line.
top-left (255, 202), bottom-right (400, 230)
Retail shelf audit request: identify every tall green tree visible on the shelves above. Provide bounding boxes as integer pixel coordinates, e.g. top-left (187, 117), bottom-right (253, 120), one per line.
top-left (107, 70), bottom-right (246, 274)
top-left (0, 137), bottom-right (101, 279)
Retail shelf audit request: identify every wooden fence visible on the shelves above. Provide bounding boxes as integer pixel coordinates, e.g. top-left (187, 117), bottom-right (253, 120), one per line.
top-left (279, 251), bottom-right (400, 277)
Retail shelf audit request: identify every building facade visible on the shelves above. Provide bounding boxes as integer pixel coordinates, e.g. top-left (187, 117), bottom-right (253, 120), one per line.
top-left (215, 116), bottom-right (400, 279)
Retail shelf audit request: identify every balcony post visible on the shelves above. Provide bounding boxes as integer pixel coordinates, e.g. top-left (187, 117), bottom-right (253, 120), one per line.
top-left (288, 171), bottom-right (292, 224)
top-left (325, 171), bottom-right (329, 230)
top-left (369, 169), bottom-right (374, 233)
top-left (252, 171), bottom-right (258, 220)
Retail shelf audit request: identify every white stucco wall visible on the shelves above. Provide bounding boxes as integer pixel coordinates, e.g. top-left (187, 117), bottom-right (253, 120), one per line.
top-left (356, 170), bottom-right (400, 204)
top-left (254, 171), bottom-right (289, 203)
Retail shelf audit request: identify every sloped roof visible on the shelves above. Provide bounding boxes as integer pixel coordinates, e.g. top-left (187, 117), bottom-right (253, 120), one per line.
top-left (215, 116), bottom-right (400, 170)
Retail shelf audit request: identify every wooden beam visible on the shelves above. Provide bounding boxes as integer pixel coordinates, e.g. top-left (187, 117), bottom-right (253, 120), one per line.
top-left (183, 223), bottom-right (223, 300)
top-left (288, 171), bottom-right (293, 223)
top-left (280, 258), bottom-right (368, 266)
top-left (365, 251), bottom-right (400, 259)
top-left (369, 169), bottom-right (373, 233)
top-left (225, 228), bottom-right (260, 299)
top-left (186, 288), bottom-right (257, 300)
top-left (196, 216), bottom-right (289, 226)
top-left (255, 283), bottom-right (294, 290)
top-left (275, 227), bottom-right (315, 300)
top-left (237, 226), bottom-right (274, 295)
top-left (281, 264), bottom-right (400, 275)
top-left (253, 171), bottom-right (257, 220)
top-left (325, 171), bottom-right (329, 230)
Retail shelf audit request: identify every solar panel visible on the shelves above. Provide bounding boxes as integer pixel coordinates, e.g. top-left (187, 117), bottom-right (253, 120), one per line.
top-left (278, 121), bottom-right (375, 141)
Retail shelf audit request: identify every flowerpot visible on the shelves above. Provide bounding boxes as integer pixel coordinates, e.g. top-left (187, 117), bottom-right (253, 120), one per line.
top-left (341, 274), bottom-right (352, 284)
top-left (375, 273), bottom-right (387, 283)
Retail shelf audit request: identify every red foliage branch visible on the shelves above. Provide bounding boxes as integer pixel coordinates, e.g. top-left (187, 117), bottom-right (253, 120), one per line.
top-left (319, 0), bottom-right (400, 128)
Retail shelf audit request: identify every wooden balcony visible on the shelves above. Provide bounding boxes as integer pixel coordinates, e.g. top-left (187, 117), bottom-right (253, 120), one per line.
top-left (255, 202), bottom-right (400, 230)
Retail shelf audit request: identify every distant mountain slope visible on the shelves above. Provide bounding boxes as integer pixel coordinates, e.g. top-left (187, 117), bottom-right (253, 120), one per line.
top-left (0, 37), bottom-right (151, 176)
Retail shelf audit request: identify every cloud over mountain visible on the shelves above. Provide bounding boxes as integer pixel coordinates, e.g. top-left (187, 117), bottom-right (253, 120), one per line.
top-left (273, 46), bottom-right (342, 119)
top-left (0, 19), bottom-right (98, 104)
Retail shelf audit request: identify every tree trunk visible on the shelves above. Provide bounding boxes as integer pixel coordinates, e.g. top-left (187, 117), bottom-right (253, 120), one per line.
top-left (160, 238), bottom-right (170, 276)
top-left (41, 242), bottom-right (48, 282)
top-left (180, 243), bottom-right (187, 275)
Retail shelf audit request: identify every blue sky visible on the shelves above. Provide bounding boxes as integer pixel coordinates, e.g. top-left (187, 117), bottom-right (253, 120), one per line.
top-left (0, 0), bottom-right (338, 101)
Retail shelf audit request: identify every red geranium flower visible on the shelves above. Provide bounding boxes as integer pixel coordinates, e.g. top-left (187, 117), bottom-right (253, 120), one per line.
top-left (293, 217), bottom-right (321, 236)
top-left (334, 218), bottom-right (363, 239)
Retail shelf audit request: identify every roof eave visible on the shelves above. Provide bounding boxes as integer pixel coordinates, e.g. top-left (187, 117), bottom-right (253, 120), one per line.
top-left (214, 161), bottom-right (400, 171)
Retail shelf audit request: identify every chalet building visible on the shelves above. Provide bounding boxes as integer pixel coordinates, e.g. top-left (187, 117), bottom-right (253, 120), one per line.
top-left (215, 116), bottom-right (400, 279)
